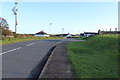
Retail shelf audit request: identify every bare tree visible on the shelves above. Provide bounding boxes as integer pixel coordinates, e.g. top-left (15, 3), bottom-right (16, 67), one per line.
top-left (0, 17), bottom-right (13, 37)
top-left (0, 17), bottom-right (9, 29)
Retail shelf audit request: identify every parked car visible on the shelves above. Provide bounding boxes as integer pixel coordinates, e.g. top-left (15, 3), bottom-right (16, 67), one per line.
top-left (66, 34), bottom-right (72, 38)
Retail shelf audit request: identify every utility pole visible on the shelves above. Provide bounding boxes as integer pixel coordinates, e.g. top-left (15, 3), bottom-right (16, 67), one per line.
top-left (12, 0), bottom-right (18, 34)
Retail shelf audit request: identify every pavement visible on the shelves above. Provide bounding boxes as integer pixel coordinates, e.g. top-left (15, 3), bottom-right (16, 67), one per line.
top-left (40, 42), bottom-right (73, 78)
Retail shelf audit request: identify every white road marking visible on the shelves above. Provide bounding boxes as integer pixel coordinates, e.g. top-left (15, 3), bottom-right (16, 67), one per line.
top-left (0, 47), bottom-right (22, 55)
top-left (26, 43), bottom-right (35, 46)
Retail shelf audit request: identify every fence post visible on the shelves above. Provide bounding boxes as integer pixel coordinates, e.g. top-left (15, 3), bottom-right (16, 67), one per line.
top-left (106, 28), bottom-right (107, 34)
top-left (115, 28), bottom-right (117, 35)
top-left (110, 28), bottom-right (111, 35)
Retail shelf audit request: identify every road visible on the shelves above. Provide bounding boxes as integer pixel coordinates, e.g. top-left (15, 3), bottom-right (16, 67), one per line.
top-left (2, 39), bottom-right (61, 78)
top-left (1, 38), bottom-right (83, 78)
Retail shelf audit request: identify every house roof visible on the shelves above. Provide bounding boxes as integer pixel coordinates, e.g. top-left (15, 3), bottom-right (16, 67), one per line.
top-left (36, 31), bottom-right (47, 34)
top-left (84, 32), bottom-right (98, 34)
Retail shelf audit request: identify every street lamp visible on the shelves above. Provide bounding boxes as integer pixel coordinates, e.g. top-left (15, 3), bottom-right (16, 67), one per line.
top-left (49, 23), bottom-right (52, 34)
top-left (12, 0), bottom-right (18, 34)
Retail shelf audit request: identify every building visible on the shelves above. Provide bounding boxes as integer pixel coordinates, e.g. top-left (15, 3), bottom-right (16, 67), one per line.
top-left (80, 33), bottom-right (84, 37)
top-left (54, 33), bottom-right (72, 38)
top-left (100, 31), bottom-right (120, 34)
top-left (34, 31), bottom-right (50, 37)
top-left (83, 32), bottom-right (98, 37)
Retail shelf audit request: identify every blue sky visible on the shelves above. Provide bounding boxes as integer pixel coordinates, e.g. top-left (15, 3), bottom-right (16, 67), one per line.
top-left (1, 2), bottom-right (118, 34)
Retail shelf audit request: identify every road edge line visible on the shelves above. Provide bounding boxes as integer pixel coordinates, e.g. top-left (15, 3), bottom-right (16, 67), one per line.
top-left (27, 42), bottom-right (61, 80)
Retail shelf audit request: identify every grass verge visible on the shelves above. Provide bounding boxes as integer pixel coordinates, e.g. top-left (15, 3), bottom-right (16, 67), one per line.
top-left (67, 35), bottom-right (119, 78)
top-left (77, 37), bottom-right (86, 40)
top-left (0, 37), bottom-right (63, 45)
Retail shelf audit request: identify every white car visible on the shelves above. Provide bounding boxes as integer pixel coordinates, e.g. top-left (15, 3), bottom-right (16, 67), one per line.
top-left (66, 34), bottom-right (72, 38)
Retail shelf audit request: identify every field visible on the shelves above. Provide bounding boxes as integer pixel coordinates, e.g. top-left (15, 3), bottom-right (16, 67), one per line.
top-left (67, 35), bottom-right (119, 78)
top-left (0, 37), bottom-right (63, 45)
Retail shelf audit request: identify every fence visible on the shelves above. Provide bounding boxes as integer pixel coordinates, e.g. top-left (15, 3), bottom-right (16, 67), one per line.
top-left (100, 31), bottom-right (120, 35)
top-left (99, 28), bottom-right (120, 35)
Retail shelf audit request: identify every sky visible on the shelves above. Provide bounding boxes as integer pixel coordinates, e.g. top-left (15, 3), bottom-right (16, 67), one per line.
top-left (1, 1), bottom-right (118, 34)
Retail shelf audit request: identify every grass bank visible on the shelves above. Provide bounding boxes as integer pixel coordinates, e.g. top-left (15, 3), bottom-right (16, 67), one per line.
top-left (67, 35), bottom-right (119, 78)
top-left (0, 37), bottom-right (63, 45)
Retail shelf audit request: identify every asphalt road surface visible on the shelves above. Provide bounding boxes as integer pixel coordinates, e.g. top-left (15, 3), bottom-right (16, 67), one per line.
top-left (1, 38), bottom-right (83, 78)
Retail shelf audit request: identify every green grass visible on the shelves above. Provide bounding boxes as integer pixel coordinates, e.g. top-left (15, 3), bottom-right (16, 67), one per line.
top-left (77, 37), bottom-right (87, 40)
top-left (72, 35), bottom-right (80, 38)
top-left (67, 34), bottom-right (119, 78)
top-left (0, 37), bottom-right (63, 45)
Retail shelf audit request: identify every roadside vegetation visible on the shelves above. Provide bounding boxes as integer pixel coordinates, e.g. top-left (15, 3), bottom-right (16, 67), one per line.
top-left (67, 34), bottom-right (119, 78)
top-left (0, 20), bottom-right (63, 45)
top-left (77, 37), bottom-right (87, 40)
top-left (0, 37), bottom-right (63, 45)
top-left (72, 35), bottom-right (80, 38)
